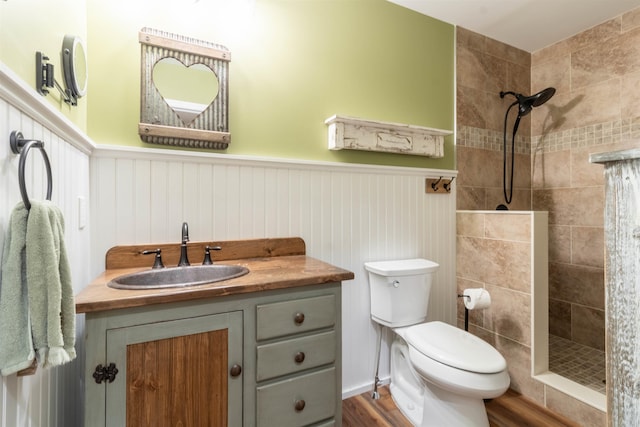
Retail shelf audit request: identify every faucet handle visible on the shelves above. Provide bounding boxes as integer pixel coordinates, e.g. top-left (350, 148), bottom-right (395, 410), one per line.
top-left (202, 245), bottom-right (222, 265)
top-left (142, 249), bottom-right (165, 269)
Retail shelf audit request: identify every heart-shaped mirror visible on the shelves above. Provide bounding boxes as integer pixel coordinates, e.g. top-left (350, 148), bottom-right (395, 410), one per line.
top-left (152, 58), bottom-right (219, 124)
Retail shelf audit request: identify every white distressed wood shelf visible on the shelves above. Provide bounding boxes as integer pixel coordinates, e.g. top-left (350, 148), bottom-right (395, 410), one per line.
top-left (325, 115), bottom-right (452, 157)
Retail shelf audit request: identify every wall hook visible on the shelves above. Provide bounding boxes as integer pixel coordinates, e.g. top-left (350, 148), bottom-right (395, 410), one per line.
top-left (431, 176), bottom-right (443, 191)
top-left (443, 176), bottom-right (455, 192)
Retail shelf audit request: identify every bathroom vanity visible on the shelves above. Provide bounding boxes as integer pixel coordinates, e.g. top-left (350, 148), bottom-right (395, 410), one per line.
top-left (76, 237), bottom-right (353, 427)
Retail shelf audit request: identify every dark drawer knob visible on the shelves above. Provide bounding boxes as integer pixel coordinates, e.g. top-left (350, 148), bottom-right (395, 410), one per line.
top-left (294, 399), bottom-right (306, 411)
top-left (294, 312), bottom-right (305, 325)
top-left (294, 352), bottom-right (305, 364)
top-left (230, 364), bottom-right (242, 377)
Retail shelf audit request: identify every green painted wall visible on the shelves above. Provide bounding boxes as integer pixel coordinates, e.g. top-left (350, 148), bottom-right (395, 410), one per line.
top-left (0, 0), bottom-right (88, 130)
top-left (2, 0), bottom-right (454, 169)
top-left (87, 0), bottom-right (454, 168)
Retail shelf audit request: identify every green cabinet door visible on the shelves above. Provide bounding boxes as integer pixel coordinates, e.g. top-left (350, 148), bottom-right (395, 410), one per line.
top-left (104, 311), bottom-right (243, 427)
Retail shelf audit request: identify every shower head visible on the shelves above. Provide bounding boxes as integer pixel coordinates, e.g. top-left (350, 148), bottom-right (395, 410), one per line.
top-left (498, 86), bottom-right (556, 208)
top-left (500, 87), bottom-right (556, 117)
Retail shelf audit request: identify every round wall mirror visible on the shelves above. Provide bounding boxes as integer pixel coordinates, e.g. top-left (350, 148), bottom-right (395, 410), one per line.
top-left (62, 35), bottom-right (87, 101)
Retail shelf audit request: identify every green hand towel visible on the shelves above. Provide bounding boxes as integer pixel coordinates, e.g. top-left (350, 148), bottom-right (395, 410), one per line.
top-left (0, 202), bottom-right (36, 375)
top-left (26, 200), bottom-right (76, 367)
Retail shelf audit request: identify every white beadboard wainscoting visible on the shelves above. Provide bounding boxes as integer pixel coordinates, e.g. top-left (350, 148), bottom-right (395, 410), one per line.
top-left (90, 145), bottom-right (458, 398)
top-left (0, 64), bottom-right (92, 427)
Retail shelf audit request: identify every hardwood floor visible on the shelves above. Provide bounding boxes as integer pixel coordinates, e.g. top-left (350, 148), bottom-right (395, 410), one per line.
top-left (342, 387), bottom-right (581, 427)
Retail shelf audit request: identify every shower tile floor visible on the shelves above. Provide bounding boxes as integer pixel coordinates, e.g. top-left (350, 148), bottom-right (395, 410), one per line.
top-left (549, 334), bottom-right (606, 394)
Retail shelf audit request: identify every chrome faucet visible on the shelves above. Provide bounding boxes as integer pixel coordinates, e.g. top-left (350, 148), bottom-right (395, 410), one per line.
top-left (178, 222), bottom-right (190, 266)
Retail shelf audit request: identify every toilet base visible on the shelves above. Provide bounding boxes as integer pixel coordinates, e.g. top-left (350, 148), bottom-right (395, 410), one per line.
top-left (390, 382), bottom-right (423, 426)
top-left (420, 380), bottom-right (490, 427)
top-left (390, 379), bottom-right (490, 427)
top-left (390, 334), bottom-right (493, 427)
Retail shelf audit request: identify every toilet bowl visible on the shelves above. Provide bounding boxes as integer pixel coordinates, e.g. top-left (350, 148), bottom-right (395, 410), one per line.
top-left (365, 259), bottom-right (510, 427)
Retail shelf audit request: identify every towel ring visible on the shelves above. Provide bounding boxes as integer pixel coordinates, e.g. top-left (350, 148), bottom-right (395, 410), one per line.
top-left (10, 131), bottom-right (53, 210)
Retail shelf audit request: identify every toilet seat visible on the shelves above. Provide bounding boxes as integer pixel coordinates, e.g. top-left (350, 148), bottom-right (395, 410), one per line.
top-left (405, 321), bottom-right (506, 374)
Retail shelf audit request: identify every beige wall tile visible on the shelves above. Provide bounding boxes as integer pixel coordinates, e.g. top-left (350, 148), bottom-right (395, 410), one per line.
top-left (549, 299), bottom-right (571, 339)
top-left (456, 146), bottom-right (502, 187)
top-left (566, 17), bottom-right (621, 53)
top-left (457, 85), bottom-right (487, 128)
top-left (572, 305), bottom-right (605, 350)
top-left (484, 284), bottom-right (531, 345)
top-left (532, 39), bottom-right (571, 65)
top-left (513, 152), bottom-right (532, 189)
top-left (545, 386), bottom-right (606, 427)
top-left (530, 102), bottom-right (562, 137)
top-left (456, 26), bottom-right (485, 51)
top-left (457, 236), bottom-right (531, 292)
top-left (572, 27), bottom-right (640, 90)
top-left (532, 187), bottom-right (604, 226)
top-left (532, 79), bottom-right (621, 134)
top-left (485, 36), bottom-right (530, 67)
top-left (549, 262), bottom-right (604, 309)
top-left (548, 225), bottom-right (572, 264)
top-left (484, 213), bottom-right (531, 242)
top-left (456, 212), bottom-right (484, 237)
top-left (493, 333), bottom-right (545, 405)
top-left (456, 186), bottom-right (485, 210)
top-left (622, 7), bottom-right (640, 32)
top-left (531, 54), bottom-right (571, 97)
top-left (571, 146), bottom-right (605, 188)
top-left (506, 61), bottom-right (531, 97)
top-left (621, 71), bottom-right (640, 119)
top-left (572, 226), bottom-right (604, 268)
top-left (532, 149), bottom-right (571, 189)
top-left (457, 44), bottom-right (490, 91)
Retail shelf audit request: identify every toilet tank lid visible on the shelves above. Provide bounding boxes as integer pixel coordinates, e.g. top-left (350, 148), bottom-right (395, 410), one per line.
top-left (405, 321), bottom-right (507, 374)
top-left (364, 258), bottom-right (439, 276)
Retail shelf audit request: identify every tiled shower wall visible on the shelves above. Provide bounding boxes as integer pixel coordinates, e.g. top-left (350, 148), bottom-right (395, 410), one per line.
top-left (456, 27), bottom-right (532, 210)
top-left (456, 211), bottom-right (606, 426)
top-left (456, 212), bottom-right (537, 397)
top-left (458, 7), bottom-right (640, 356)
top-left (531, 8), bottom-right (640, 351)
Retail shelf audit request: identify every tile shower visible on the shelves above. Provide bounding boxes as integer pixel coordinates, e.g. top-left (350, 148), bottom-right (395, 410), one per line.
top-left (452, 11), bottom-right (640, 423)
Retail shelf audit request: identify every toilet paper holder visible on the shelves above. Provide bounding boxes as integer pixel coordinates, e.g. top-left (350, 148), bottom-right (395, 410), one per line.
top-left (457, 294), bottom-right (470, 331)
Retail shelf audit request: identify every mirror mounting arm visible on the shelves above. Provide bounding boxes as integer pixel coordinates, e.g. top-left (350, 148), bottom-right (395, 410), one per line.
top-left (36, 51), bottom-right (77, 106)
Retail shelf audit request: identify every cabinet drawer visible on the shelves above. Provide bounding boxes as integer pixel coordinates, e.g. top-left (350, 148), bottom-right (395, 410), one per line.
top-left (257, 330), bottom-right (336, 381)
top-left (256, 295), bottom-right (335, 340)
top-left (256, 367), bottom-right (336, 427)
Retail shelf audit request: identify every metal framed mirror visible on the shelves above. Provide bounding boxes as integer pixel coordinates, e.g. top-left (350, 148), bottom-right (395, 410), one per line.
top-left (138, 28), bottom-right (231, 150)
top-left (62, 34), bottom-right (88, 102)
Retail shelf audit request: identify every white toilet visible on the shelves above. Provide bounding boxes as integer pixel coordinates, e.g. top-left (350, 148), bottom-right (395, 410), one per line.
top-left (365, 258), bottom-right (510, 427)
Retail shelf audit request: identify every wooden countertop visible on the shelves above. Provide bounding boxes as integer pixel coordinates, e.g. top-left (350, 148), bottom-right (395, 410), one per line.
top-left (76, 238), bottom-right (354, 314)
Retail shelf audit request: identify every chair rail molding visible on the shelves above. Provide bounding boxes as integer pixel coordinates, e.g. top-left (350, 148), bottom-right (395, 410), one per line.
top-left (0, 61), bottom-right (95, 155)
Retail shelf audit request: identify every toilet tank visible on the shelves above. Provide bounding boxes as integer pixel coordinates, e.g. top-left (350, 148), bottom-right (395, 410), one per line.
top-left (364, 258), bottom-right (439, 328)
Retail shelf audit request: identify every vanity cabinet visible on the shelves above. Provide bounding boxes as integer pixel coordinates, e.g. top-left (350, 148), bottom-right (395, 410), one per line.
top-left (82, 284), bottom-right (342, 427)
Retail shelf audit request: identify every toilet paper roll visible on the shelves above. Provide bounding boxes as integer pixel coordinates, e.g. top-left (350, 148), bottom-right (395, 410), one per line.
top-left (463, 288), bottom-right (491, 310)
